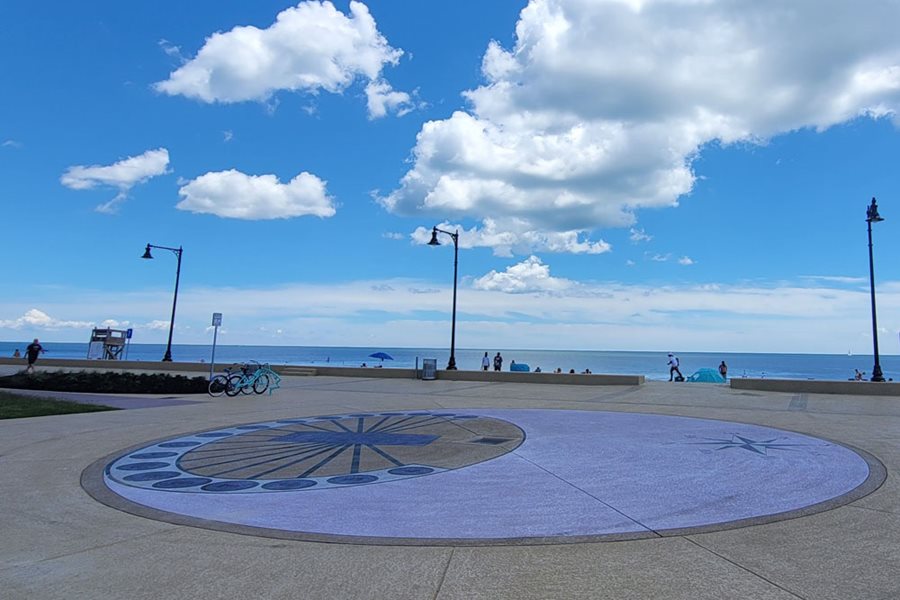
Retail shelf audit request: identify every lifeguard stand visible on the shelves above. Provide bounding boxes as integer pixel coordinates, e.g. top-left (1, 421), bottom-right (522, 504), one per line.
top-left (87, 328), bottom-right (128, 360)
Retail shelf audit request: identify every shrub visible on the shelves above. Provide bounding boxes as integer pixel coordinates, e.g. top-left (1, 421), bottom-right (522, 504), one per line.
top-left (0, 370), bottom-right (209, 394)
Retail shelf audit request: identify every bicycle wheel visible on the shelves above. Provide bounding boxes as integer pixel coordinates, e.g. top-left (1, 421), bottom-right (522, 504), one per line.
top-left (240, 375), bottom-right (255, 394)
top-left (208, 374), bottom-right (229, 397)
top-left (253, 373), bottom-right (270, 394)
top-left (225, 374), bottom-right (243, 397)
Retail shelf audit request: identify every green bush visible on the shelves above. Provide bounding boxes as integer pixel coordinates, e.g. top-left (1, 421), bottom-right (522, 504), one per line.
top-left (0, 370), bottom-right (208, 394)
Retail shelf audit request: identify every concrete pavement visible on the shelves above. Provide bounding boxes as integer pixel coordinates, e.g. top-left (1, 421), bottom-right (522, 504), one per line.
top-left (2, 376), bottom-right (900, 599)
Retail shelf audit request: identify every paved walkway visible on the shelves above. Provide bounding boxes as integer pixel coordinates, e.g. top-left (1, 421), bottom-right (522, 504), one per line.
top-left (2, 377), bottom-right (900, 599)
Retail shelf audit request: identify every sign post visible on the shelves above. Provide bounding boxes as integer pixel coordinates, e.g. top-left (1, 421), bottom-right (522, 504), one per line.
top-left (210, 313), bottom-right (222, 380)
top-left (125, 328), bottom-right (133, 360)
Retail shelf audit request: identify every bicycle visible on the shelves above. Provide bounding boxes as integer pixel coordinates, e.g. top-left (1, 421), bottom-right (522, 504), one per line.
top-left (209, 362), bottom-right (281, 397)
top-left (208, 362), bottom-right (263, 397)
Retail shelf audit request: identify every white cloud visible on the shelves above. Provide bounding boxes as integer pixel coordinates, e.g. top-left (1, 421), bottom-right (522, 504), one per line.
top-left (629, 228), bottom-right (652, 243)
top-left (678, 256), bottom-right (694, 266)
top-left (411, 219), bottom-right (610, 257)
top-left (6, 274), bottom-right (898, 354)
top-left (365, 79), bottom-right (414, 119)
top-left (383, 232), bottom-right (405, 240)
top-left (2, 139), bottom-right (22, 149)
top-left (383, 0), bottom-right (900, 253)
top-left (176, 169), bottom-right (336, 220)
top-left (155, 1), bottom-right (411, 118)
top-left (223, 130), bottom-right (234, 142)
top-left (0, 309), bottom-right (93, 330)
top-left (60, 148), bottom-right (170, 213)
top-left (473, 256), bottom-right (575, 293)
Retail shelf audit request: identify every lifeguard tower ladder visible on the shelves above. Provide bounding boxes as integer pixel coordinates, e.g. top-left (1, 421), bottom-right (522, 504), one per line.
top-left (87, 328), bottom-right (128, 360)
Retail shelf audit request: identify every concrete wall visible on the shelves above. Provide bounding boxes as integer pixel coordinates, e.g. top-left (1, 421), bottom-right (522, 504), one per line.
top-left (731, 378), bottom-right (900, 396)
top-left (0, 357), bottom-right (643, 386)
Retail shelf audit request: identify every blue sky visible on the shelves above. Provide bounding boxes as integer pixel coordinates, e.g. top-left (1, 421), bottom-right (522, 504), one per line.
top-left (2, 0), bottom-right (900, 354)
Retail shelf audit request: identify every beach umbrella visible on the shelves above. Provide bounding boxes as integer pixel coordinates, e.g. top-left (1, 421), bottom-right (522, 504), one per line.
top-left (368, 352), bottom-right (394, 361)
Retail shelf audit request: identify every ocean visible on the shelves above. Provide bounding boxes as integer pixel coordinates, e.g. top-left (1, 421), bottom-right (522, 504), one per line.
top-left (2, 341), bottom-right (898, 382)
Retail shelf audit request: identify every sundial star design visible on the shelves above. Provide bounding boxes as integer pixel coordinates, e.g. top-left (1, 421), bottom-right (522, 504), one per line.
top-left (686, 434), bottom-right (809, 455)
top-left (105, 412), bottom-right (525, 493)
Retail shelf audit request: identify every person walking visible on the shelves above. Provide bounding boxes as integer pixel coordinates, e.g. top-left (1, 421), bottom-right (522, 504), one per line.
top-left (718, 361), bottom-right (728, 380)
top-left (667, 353), bottom-right (683, 382)
top-left (493, 352), bottom-right (503, 372)
top-left (481, 352), bottom-right (490, 371)
top-left (25, 338), bottom-right (45, 374)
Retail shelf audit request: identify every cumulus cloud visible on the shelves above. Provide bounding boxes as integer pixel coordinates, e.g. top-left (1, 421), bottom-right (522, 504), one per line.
top-left (0, 309), bottom-right (93, 330)
top-left (60, 148), bottom-right (170, 213)
top-left (411, 219), bottom-right (610, 257)
top-left (176, 169), bottom-right (336, 220)
top-left (473, 256), bottom-right (575, 293)
top-left (630, 228), bottom-right (652, 243)
top-left (155, 1), bottom-right (411, 118)
top-left (382, 0), bottom-right (900, 253)
top-left (678, 256), bottom-right (695, 266)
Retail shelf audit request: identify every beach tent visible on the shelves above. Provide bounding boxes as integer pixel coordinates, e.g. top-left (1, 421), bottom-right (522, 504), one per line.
top-left (686, 368), bottom-right (726, 383)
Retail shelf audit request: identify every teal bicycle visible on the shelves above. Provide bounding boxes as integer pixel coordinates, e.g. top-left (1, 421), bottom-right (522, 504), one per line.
top-left (208, 362), bottom-right (281, 396)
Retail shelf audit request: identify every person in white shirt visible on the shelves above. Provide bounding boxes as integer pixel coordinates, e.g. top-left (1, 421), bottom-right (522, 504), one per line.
top-left (667, 353), bottom-right (683, 381)
top-left (481, 352), bottom-right (490, 371)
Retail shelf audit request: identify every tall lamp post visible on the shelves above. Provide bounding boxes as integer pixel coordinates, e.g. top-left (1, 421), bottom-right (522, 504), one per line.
top-left (141, 243), bottom-right (183, 362)
top-left (428, 226), bottom-right (459, 370)
top-left (865, 198), bottom-right (885, 382)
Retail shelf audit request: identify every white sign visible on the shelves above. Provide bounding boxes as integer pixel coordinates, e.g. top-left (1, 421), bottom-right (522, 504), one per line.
top-left (212, 312), bottom-right (222, 327)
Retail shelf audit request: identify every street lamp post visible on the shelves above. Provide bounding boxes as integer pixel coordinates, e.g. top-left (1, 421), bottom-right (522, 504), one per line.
top-left (428, 226), bottom-right (459, 370)
top-left (865, 198), bottom-right (885, 382)
top-left (141, 243), bottom-right (183, 362)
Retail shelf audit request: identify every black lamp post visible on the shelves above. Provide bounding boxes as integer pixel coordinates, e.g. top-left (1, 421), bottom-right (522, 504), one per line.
top-left (865, 198), bottom-right (885, 382)
top-left (428, 226), bottom-right (459, 370)
top-left (142, 243), bottom-right (183, 362)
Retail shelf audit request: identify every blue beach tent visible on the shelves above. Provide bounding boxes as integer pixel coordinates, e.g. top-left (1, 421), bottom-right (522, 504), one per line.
top-left (686, 368), bottom-right (726, 383)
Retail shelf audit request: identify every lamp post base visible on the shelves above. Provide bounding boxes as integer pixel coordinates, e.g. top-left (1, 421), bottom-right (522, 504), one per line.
top-left (871, 366), bottom-right (885, 382)
top-left (446, 357), bottom-right (457, 370)
top-left (162, 353), bottom-right (173, 362)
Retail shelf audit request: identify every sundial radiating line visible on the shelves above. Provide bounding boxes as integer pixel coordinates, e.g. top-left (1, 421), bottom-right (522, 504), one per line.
top-left (204, 443), bottom-right (335, 478)
top-left (298, 444), bottom-right (352, 478)
top-left (376, 415), bottom-right (449, 433)
top-left (282, 421), bottom-right (349, 434)
top-left (179, 443), bottom-right (331, 471)
top-left (365, 443), bottom-right (405, 467)
top-left (182, 442), bottom-right (303, 456)
top-left (369, 415), bottom-right (422, 432)
top-left (350, 444), bottom-right (362, 473)
top-left (236, 444), bottom-right (343, 480)
top-left (364, 416), bottom-right (392, 433)
top-left (380, 420), bottom-right (460, 434)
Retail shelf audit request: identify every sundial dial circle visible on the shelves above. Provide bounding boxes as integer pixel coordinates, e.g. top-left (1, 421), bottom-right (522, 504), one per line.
top-left (104, 412), bottom-right (525, 494)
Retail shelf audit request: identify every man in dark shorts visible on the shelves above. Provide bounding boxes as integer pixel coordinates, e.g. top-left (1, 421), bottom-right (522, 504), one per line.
top-left (25, 338), bottom-right (44, 374)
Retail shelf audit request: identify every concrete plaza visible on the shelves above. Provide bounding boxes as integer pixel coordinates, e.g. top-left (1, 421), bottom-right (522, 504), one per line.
top-left (2, 373), bottom-right (900, 599)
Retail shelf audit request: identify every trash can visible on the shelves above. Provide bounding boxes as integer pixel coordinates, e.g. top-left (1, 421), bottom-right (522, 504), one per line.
top-left (422, 358), bottom-right (437, 380)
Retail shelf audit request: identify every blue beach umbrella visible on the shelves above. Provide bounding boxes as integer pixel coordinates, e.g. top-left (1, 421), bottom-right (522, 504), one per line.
top-left (368, 352), bottom-right (394, 361)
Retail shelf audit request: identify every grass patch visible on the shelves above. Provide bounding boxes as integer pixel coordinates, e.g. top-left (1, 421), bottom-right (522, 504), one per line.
top-left (0, 390), bottom-right (118, 419)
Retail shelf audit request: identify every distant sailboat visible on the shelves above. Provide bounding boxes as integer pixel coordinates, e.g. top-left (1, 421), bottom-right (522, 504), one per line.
top-left (848, 349), bottom-right (853, 356)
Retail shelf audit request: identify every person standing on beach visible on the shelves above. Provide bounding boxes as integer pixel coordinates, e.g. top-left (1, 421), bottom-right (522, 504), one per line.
top-left (718, 361), bottom-right (728, 380)
top-left (25, 338), bottom-right (44, 374)
top-left (482, 352), bottom-right (490, 371)
top-left (493, 352), bottom-right (503, 371)
top-left (667, 353), bottom-right (683, 381)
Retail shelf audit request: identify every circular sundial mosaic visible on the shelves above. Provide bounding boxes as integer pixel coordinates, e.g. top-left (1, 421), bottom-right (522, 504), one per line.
top-left (103, 411), bottom-right (524, 493)
top-left (84, 409), bottom-right (884, 545)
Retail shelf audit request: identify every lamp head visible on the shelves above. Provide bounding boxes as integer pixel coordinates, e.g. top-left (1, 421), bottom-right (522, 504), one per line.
top-left (141, 244), bottom-right (153, 259)
top-left (867, 198), bottom-right (884, 223)
top-left (427, 227), bottom-right (440, 246)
